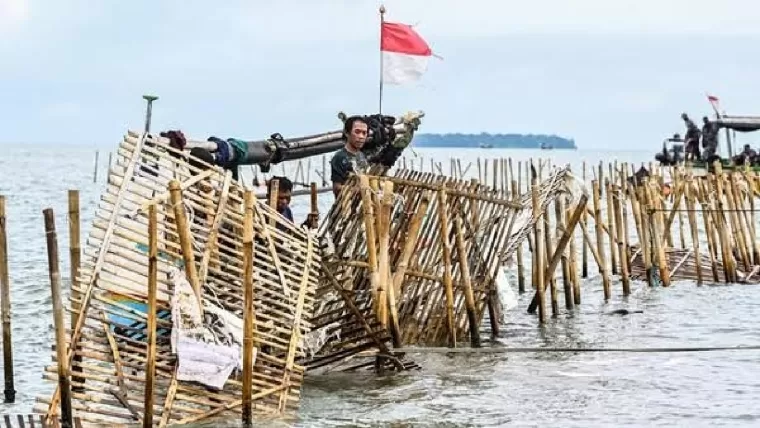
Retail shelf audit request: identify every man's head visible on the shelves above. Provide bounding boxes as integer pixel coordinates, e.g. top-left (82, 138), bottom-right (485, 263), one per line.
top-left (267, 176), bottom-right (293, 212)
top-left (703, 116), bottom-right (710, 124)
top-left (343, 116), bottom-right (368, 152)
top-left (681, 113), bottom-right (689, 121)
top-left (745, 144), bottom-right (752, 151)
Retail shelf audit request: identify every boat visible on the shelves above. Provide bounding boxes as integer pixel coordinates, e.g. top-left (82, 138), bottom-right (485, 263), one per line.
top-left (654, 114), bottom-right (760, 174)
top-left (479, 142), bottom-right (494, 148)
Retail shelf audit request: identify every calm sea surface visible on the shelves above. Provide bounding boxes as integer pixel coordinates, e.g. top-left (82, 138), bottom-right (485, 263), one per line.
top-left (1, 143), bottom-right (759, 427)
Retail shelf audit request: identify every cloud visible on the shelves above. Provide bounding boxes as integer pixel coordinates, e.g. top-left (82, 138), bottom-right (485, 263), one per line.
top-left (42, 102), bottom-right (84, 119)
top-left (225, 0), bottom-right (760, 43)
top-left (0, 0), bottom-right (28, 34)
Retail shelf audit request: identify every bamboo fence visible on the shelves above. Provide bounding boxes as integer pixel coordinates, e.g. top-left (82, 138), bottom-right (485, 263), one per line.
top-left (34, 132), bottom-right (321, 427)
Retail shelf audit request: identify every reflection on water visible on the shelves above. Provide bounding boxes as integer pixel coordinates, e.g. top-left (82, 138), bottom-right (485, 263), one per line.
top-left (1, 145), bottom-right (759, 427)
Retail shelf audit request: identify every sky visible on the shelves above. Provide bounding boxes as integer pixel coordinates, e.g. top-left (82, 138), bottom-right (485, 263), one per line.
top-left (3, 0), bottom-right (760, 149)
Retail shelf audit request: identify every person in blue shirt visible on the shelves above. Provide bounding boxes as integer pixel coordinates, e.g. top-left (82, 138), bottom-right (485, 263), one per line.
top-left (266, 176), bottom-right (294, 222)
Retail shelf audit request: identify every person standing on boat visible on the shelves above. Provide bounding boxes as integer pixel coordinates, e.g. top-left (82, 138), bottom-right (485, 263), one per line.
top-left (331, 115), bottom-right (370, 197)
top-left (682, 113), bottom-right (702, 161)
top-left (733, 144), bottom-right (757, 166)
top-left (701, 116), bottom-right (720, 162)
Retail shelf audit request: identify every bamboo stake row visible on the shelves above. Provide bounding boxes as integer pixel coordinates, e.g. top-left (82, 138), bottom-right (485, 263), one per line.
top-left (514, 158), bottom-right (760, 325)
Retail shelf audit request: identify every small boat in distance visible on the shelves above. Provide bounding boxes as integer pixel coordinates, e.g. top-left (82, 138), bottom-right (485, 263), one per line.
top-left (540, 142), bottom-right (553, 150)
top-left (479, 142), bottom-right (494, 148)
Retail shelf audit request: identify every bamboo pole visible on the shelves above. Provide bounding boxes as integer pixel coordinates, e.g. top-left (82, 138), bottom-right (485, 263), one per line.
top-left (168, 180), bottom-right (202, 311)
top-left (512, 178), bottom-right (525, 294)
top-left (308, 183), bottom-right (319, 229)
top-left (532, 184), bottom-right (545, 324)
top-left (371, 178), bottom-right (388, 329)
top-left (726, 174), bottom-right (750, 271)
top-left (44, 208), bottom-right (74, 428)
top-left (453, 215), bottom-right (481, 347)
top-left (242, 191), bottom-right (255, 427)
top-left (437, 187), bottom-right (457, 346)
top-left (647, 181), bottom-right (671, 287)
top-left (527, 195), bottom-right (587, 314)
top-left (581, 162), bottom-right (588, 277)
top-left (68, 190), bottom-right (84, 391)
top-left (592, 181), bottom-right (611, 299)
top-left (0, 196), bottom-right (14, 403)
top-left (544, 203), bottom-right (558, 317)
top-left (557, 197), bottom-right (573, 310)
top-left (745, 171), bottom-right (760, 264)
top-left (605, 179), bottom-right (618, 275)
top-left (613, 187), bottom-right (630, 295)
top-left (358, 175), bottom-right (381, 318)
top-left (568, 201), bottom-right (581, 305)
top-left (698, 180), bottom-right (720, 282)
top-left (268, 179), bottom-right (279, 228)
top-left (143, 204), bottom-right (158, 428)
top-left (93, 150), bottom-right (99, 183)
top-left (377, 181), bottom-right (393, 330)
top-left (381, 181), bottom-right (403, 347)
top-left (684, 178), bottom-right (703, 285)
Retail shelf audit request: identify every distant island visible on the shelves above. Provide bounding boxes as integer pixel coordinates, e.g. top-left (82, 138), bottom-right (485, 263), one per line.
top-left (411, 133), bottom-right (577, 149)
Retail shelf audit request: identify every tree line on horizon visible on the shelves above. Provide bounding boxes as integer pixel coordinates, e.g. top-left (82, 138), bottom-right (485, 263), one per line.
top-left (412, 132), bottom-right (576, 149)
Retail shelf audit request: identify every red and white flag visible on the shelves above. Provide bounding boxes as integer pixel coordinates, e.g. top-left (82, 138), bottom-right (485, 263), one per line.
top-left (381, 22), bottom-right (433, 85)
top-left (707, 93), bottom-right (721, 113)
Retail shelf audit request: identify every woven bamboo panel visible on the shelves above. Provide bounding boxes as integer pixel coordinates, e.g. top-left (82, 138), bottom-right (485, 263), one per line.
top-left (304, 166), bottom-right (572, 368)
top-left (34, 132), bottom-right (320, 427)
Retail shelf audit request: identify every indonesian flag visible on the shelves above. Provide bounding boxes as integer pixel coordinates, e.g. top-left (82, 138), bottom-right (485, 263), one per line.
top-left (707, 93), bottom-right (721, 113)
top-left (381, 22), bottom-right (433, 85)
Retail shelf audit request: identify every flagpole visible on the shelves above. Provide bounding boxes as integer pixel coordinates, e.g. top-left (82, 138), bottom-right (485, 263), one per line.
top-left (379, 4), bottom-right (386, 115)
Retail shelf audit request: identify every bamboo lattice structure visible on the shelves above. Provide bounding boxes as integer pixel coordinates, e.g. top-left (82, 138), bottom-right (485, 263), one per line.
top-left (303, 165), bottom-right (576, 369)
top-left (34, 132), bottom-right (320, 427)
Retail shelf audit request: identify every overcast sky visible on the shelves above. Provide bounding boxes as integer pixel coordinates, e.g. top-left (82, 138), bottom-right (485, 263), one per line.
top-left (3, 0), bottom-right (760, 149)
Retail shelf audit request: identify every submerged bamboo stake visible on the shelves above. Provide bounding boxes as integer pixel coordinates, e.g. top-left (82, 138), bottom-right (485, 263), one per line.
top-left (532, 184), bottom-right (545, 324)
top-left (698, 180), bottom-right (720, 282)
top-left (380, 181), bottom-right (402, 347)
top-left (544, 203), bottom-right (558, 317)
top-left (647, 181), bottom-right (671, 287)
top-left (527, 195), bottom-right (587, 314)
top-left (684, 178), bottom-right (703, 285)
top-left (581, 162), bottom-right (589, 277)
top-left (68, 190), bottom-right (84, 391)
top-left (437, 187), bottom-right (457, 346)
top-left (143, 205), bottom-right (158, 428)
top-left (44, 208), bottom-right (74, 428)
top-left (613, 187), bottom-right (630, 295)
top-left (592, 181), bottom-right (611, 299)
top-left (0, 196), bottom-right (14, 403)
top-left (453, 215), bottom-right (480, 347)
top-left (605, 179), bottom-right (618, 275)
top-left (511, 178), bottom-right (525, 294)
top-left (375, 180), bottom-right (391, 329)
top-left (358, 175), bottom-right (381, 317)
top-left (242, 191), bottom-right (255, 427)
top-left (556, 198), bottom-right (573, 310)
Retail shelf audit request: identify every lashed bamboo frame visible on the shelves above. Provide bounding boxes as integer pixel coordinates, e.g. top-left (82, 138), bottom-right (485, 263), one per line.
top-left (304, 165), bottom-right (574, 370)
top-left (35, 132), bottom-right (320, 427)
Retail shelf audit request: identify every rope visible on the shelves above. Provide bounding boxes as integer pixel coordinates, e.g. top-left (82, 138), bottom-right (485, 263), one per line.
top-left (393, 344), bottom-right (760, 354)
